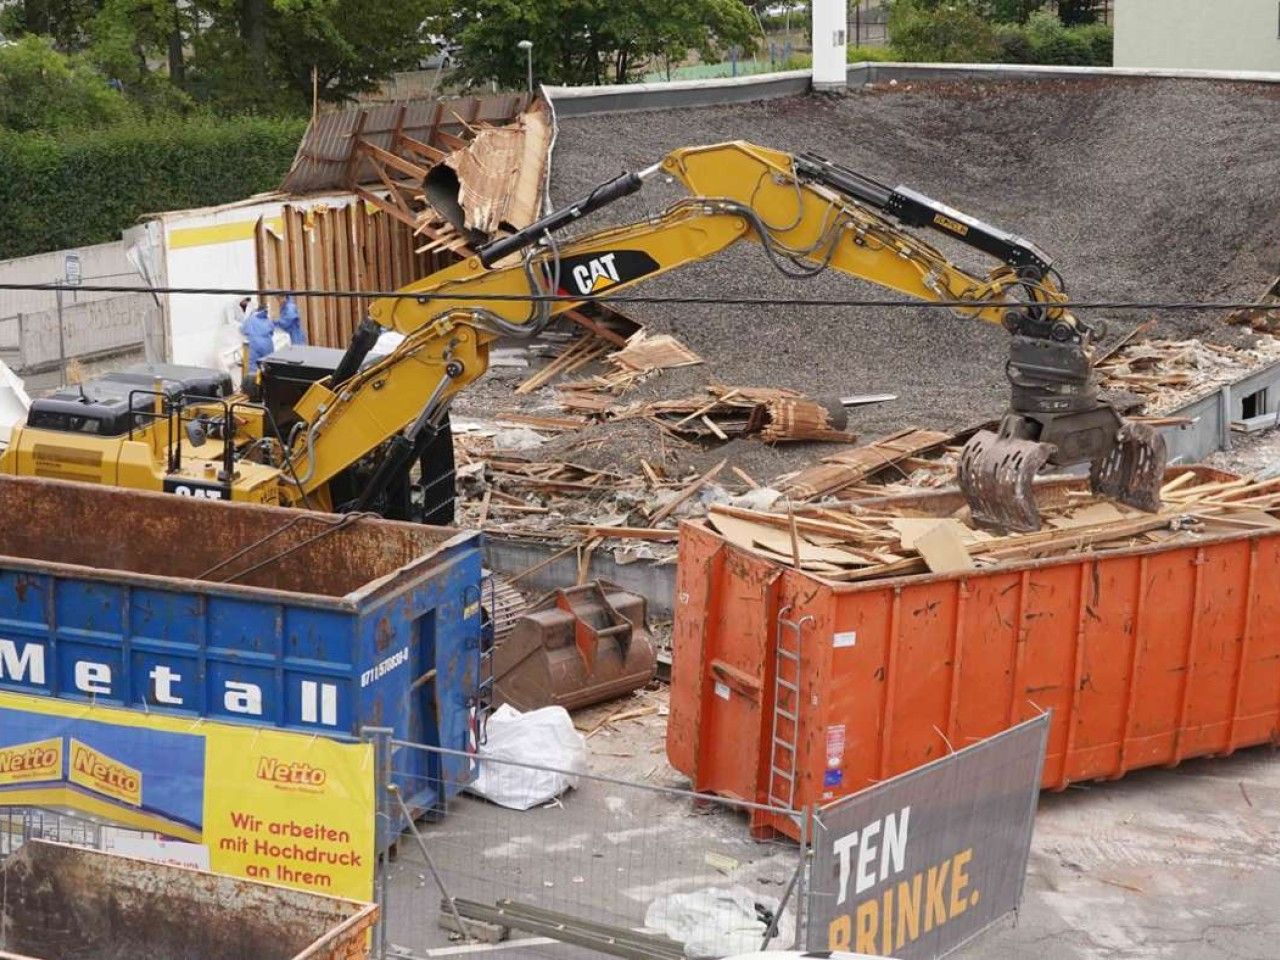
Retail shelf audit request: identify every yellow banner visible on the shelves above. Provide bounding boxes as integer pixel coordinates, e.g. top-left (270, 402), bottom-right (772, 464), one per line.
top-left (68, 738), bottom-right (143, 807)
top-left (0, 736), bottom-right (62, 786)
top-left (0, 691), bottom-right (375, 901)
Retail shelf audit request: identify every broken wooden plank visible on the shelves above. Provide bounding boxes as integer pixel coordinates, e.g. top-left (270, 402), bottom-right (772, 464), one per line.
top-left (650, 460), bottom-right (727, 525)
top-left (778, 428), bottom-right (953, 501)
top-left (913, 521), bottom-right (974, 573)
top-left (568, 526), bottom-right (681, 541)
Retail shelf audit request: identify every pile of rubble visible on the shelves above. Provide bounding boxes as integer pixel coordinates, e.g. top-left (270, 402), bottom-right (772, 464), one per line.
top-left (1097, 335), bottom-right (1280, 415)
top-left (700, 469), bottom-right (1280, 582)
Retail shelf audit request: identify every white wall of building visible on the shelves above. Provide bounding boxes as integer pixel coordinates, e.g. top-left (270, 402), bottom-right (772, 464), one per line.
top-left (1115, 0), bottom-right (1280, 71)
top-left (129, 192), bottom-right (362, 369)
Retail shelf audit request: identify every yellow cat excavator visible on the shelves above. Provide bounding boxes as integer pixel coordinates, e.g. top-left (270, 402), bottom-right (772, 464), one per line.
top-left (0, 141), bottom-right (1164, 532)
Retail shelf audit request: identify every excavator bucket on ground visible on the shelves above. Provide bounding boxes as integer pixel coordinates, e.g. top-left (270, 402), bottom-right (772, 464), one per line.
top-left (492, 580), bottom-right (657, 713)
top-left (958, 418), bottom-right (1168, 533)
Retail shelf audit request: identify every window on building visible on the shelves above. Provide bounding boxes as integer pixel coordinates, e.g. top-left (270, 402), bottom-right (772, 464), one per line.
top-left (1242, 388), bottom-right (1270, 420)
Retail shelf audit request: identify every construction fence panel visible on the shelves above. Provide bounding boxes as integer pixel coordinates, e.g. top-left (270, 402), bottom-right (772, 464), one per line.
top-left (806, 714), bottom-right (1051, 960)
top-left (377, 739), bottom-right (811, 960)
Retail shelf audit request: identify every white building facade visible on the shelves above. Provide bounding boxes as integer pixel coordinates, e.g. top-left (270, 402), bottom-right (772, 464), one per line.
top-left (1115, 0), bottom-right (1280, 71)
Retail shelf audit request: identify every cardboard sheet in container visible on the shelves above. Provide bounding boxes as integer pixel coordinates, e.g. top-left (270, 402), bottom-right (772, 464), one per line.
top-left (0, 475), bottom-right (484, 825)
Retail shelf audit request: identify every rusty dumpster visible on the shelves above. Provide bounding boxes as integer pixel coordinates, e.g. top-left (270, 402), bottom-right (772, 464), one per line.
top-left (667, 468), bottom-right (1280, 838)
top-left (0, 475), bottom-right (483, 828)
top-left (0, 839), bottom-right (377, 960)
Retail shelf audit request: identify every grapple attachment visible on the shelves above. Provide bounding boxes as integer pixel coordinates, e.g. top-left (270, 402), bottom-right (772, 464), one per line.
top-left (1090, 421), bottom-right (1167, 514)
top-left (959, 417), bottom-right (1169, 533)
top-left (957, 430), bottom-right (1054, 533)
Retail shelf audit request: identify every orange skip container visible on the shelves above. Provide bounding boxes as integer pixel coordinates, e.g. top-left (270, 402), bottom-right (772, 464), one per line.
top-left (667, 469), bottom-right (1280, 838)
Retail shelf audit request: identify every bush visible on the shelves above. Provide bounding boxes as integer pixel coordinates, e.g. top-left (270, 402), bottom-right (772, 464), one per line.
top-left (846, 44), bottom-right (899, 63)
top-left (1075, 21), bottom-right (1114, 66)
top-left (1023, 8), bottom-right (1092, 64)
top-left (0, 115), bottom-right (307, 259)
top-left (888, 0), bottom-right (998, 63)
top-left (993, 22), bottom-right (1033, 63)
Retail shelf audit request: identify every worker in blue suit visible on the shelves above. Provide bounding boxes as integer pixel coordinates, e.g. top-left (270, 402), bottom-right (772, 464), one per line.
top-left (276, 295), bottom-right (307, 346)
top-left (241, 304), bottom-right (275, 376)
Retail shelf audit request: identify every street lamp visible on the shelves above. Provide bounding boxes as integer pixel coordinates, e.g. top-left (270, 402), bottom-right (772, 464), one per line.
top-left (516, 39), bottom-right (533, 93)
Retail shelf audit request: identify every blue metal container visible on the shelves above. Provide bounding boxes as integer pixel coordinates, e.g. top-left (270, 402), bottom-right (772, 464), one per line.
top-left (0, 476), bottom-right (483, 825)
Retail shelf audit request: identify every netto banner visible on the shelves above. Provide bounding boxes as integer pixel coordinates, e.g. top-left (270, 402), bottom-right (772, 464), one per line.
top-left (0, 690), bottom-right (375, 900)
top-left (806, 714), bottom-right (1049, 959)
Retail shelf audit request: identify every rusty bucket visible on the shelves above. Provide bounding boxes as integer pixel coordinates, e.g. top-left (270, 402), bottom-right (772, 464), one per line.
top-left (492, 580), bottom-right (656, 712)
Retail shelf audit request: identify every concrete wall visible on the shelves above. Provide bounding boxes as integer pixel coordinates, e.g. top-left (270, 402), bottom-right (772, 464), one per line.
top-left (1115, 0), bottom-right (1280, 71)
top-left (0, 241), bottom-right (135, 322)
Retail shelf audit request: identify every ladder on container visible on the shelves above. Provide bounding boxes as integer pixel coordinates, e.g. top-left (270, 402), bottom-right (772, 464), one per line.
top-left (768, 606), bottom-right (813, 810)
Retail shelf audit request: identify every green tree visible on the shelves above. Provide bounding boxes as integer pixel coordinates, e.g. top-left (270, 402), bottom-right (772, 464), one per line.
top-left (987, 0), bottom-right (1039, 23)
top-left (187, 0), bottom-right (433, 112)
top-left (0, 34), bottom-right (133, 131)
top-left (0, 0), bottom-right (103, 51)
top-left (888, 0), bottom-right (997, 62)
top-left (438, 0), bottom-right (760, 88)
top-left (89, 0), bottom-right (195, 106)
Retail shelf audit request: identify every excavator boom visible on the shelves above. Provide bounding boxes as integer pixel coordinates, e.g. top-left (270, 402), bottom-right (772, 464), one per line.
top-left (293, 140), bottom-right (1164, 530)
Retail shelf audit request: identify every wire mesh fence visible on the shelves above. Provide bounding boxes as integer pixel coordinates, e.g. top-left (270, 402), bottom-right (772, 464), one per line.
top-left (375, 738), bottom-right (811, 960)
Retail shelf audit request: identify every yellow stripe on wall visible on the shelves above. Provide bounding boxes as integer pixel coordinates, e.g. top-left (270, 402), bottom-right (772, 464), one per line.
top-left (168, 217), bottom-right (283, 250)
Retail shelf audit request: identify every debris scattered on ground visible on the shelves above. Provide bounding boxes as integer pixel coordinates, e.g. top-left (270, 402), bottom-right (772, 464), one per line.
top-left (1096, 337), bottom-right (1280, 415)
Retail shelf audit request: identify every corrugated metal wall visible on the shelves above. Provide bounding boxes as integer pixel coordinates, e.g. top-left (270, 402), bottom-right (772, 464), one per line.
top-left (256, 200), bottom-right (450, 348)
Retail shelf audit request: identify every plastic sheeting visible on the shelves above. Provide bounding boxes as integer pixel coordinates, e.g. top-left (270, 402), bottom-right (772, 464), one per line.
top-left (644, 887), bottom-right (793, 958)
top-left (0, 359), bottom-right (30, 447)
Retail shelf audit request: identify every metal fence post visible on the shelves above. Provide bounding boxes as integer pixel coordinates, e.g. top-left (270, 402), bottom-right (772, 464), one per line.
top-left (794, 806), bottom-right (811, 949)
top-left (362, 725), bottom-right (394, 960)
top-left (55, 287), bottom-right (67, 386)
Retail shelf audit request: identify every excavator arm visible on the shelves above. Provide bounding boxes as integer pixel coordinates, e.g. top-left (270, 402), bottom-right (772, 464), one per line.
top-left (281, 141), bottom-right (1164, 530)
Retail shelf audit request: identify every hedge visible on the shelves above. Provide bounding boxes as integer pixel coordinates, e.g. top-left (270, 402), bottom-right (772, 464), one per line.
top-left (0, 115), bottom-right (307, 260)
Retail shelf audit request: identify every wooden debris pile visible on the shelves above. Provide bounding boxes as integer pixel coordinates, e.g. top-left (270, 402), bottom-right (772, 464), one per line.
top-left (775, 428), bottom-right (954, 501)
top-left (1226, 273), bottom-right (1280, 335)
top-left (634, 385), bottom-right (857, 444)
top-left (702, 469), bottom-right (1280, 583)
top-left (553, 329), bottom-right (704, 413)
top-left (1096, 337), bottom-right (1280, 415)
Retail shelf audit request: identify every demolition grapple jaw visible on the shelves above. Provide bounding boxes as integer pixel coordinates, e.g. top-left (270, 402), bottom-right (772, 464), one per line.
top-left (1090, 421), bottom-right (1167, 515)
top-left (958, 411), bottom-right (1168, 534)
top-left (957, 429), bottom-right (1053, 533)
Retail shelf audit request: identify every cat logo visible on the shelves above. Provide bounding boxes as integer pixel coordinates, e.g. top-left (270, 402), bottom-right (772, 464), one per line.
top-left (555, 250), bottom-right (662, 298)
top-left (571, 253), bottom-right (622, 294)
top-left (932, 213), bottom-right (970, 237)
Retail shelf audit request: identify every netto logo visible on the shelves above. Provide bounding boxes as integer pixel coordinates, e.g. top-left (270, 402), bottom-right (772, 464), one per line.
top-left (932, 213), bottom-right (970, 237)
top-left (69, 739), bottom-right (142, 807)
top-left (0, 737), bottom-right (62, 785)
top-left (257, 757), bottom-right (327, 788)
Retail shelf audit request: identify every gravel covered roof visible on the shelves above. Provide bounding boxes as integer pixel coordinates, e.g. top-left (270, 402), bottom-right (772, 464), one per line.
top-left (547, 78), bottom-right (1280, 441)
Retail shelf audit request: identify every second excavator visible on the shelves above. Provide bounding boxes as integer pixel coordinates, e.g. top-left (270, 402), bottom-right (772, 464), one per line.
top-left (0, 141), bottom-right (1165, 532)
